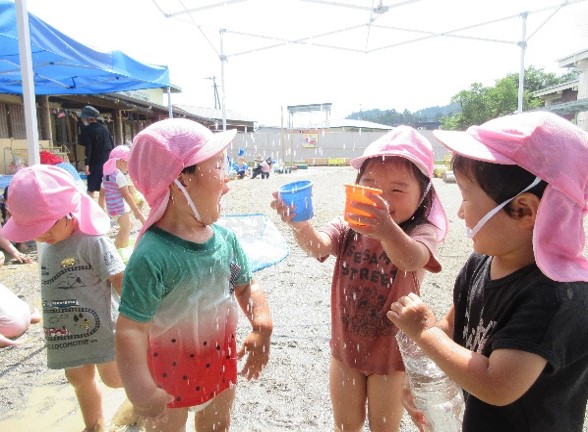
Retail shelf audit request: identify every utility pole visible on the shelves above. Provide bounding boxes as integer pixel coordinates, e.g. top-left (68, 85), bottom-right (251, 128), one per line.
top-left (205, 76), bottom-right (221, 110)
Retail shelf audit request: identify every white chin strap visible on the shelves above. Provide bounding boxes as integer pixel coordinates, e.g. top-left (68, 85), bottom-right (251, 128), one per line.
top-left (418, 181), bottom-right (432, 208)
top-left (173, 179), bottom-right (203, 223)
top-left (465, 176), bottom-right (542, 239)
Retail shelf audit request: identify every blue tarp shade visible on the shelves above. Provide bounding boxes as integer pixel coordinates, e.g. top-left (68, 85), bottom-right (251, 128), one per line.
top-left (0, 0), bottom-right (170, 95)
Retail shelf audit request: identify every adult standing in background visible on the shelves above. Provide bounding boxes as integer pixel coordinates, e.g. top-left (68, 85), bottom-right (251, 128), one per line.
top-left (79, 105), bottom-right (114, 209)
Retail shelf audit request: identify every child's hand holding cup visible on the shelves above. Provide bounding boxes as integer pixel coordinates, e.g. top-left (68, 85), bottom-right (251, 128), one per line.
top-left (344, 183), bottom-right (383, 227)
top-left (277, 180), bottom-right (314, 222)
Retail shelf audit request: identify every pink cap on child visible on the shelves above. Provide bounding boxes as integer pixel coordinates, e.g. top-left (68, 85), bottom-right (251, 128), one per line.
top-left (1, 165), bottom-right (110, 242)
top-left (434, 111), bottom-right (588, 282)
top-left (350, 126), bottom-right (448, 242)
top-left (103, 145), bottom-right (130, 176)
top-left (129, 118), bottom-right (237, 242)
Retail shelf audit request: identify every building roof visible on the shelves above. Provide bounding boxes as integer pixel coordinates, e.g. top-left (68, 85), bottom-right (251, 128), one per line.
top-left (311, 119), bottom-right (393, 130)
top-left (258, 118), bottom-right (393, 131)
top-left (174, 104), bottom-right (256, 131)
top-left (558, 48), bottom-right (588, 68)
top-left (532, 80), bottom-right (578, 97)
top-left (539, 99), bottom-right (588, 116)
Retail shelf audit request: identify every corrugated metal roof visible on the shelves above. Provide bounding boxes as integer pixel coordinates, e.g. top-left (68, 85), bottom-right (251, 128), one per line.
top-left (174, 104), bottom-right (254, 122)
top-left (540, 98), bottom-right (588, 115)
top-left (532, 80), bottom-right (578, 97)
top-left (558, 48), bottom-right (588, 67)
top-left (306, 119), bottom-right (393, 130)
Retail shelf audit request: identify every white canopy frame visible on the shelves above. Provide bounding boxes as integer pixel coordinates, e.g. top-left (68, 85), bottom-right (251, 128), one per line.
top-left (153, 0), bottom-right (586, 130)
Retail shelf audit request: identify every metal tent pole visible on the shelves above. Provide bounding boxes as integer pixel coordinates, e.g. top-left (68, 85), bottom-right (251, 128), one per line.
top-left (220, 28), bottom-right (227, 131)
top-left (167, 87), bottom-right (173, 118)
top-left (517, 12), bottom-right (528, 114)
top-left (15, 0), bottom-right (40, 165)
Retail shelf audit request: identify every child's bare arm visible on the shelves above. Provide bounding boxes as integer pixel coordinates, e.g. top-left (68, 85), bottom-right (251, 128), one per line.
top-left (0, 234), bottom-right (32, 264)
top-left (115, 315), bottom-right (172, 417)
top-left (109, 271), bottom-right (124, 296)
top-left (351, 193), bottom-right (431, 271)
top-left (234, 278), bottom-right (272, 381)
top-left (388, 293), bottom-right (547, 406)
top-left (119, 185), bottom-right (146, 224)
top-left (436, 305), bottom-right (455, 338)
top-left (290, 221), bottom-right (333, 258)
top-left (270, 191), bottom-right (332, 258)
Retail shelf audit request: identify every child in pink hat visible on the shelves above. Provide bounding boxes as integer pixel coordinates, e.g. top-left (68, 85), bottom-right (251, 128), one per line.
top-left (0, 164), bottom-right (130, 432)
top-left (116, 118), bottom-right (273, 431)
top-left (100, 144), bottom-right (145, 251)
top-left (388, 111), bottom-right (588, 432)
top-left (270, 125), bottom-right (448, 432)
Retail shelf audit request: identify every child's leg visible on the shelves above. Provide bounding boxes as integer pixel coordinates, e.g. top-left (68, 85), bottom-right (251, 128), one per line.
top-left (114, 213), bottom-right (132, 249)
top-left (97, 361), bottom-right (140, 427)
top-left (142, 407), bottom-right (188, 432)
top-left (65, 364), bottom-right (104, 431)
top-left (96, 360), bottom-right (123, 388)
top-left (329, 357), bottom-right (368, 432)
top-left (98, 188), bottom-right (106, 211)
top-left (366, 372), bottom-right (404, 432)
top-left (195, 386), bottom-right (236, 432)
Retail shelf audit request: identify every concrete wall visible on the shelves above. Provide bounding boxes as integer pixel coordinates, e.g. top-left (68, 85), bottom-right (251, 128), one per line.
top-left (227, 130), bottom-right (451, 166)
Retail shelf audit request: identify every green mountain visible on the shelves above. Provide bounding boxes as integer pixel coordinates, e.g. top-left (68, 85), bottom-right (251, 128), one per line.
top-left (347, 103), bottom-right (461, 127)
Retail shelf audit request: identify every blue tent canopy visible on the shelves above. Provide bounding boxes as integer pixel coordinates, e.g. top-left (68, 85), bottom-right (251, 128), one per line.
top-left (0, 0), bottom-right (171, 95)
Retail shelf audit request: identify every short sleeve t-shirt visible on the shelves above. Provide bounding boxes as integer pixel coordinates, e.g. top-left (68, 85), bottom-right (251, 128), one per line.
top-left (38, 230), bottom-right (124, 369)
top-left (119, 224), bottom-right (252, 408)
top-left (453, 253), bottom-right (588, 432)
top-left (321, 217), bottom-right (441, 375)
top-left (103, 169), bottom-right (130, 217)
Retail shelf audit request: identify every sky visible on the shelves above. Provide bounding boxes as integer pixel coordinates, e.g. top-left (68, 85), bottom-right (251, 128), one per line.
top-left (25, 0), bottom-right (588, 126)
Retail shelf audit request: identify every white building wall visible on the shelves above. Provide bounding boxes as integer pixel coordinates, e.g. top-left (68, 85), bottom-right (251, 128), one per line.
top-left (227, 130), bottom-right (451, 165)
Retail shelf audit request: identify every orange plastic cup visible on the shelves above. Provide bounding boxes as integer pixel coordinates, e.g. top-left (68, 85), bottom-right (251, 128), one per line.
top-left (344, 184), bottom-right (383, 226)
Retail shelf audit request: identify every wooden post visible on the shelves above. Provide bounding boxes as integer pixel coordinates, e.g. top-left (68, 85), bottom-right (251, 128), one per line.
top-left (40, 96), bottom-right (53, 146)
top-left (114, 109), bottom-right (124, 146)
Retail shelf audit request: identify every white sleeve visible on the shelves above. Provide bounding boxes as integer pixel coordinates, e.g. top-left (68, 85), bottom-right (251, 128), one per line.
top-left (115, 171), bottom-right (129, 188)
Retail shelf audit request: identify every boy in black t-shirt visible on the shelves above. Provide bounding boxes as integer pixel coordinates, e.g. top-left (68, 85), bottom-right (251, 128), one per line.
top-left (388, 112), bottom-right (588, 432)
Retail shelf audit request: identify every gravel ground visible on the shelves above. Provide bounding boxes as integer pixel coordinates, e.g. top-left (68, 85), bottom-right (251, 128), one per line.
top-left (0, 166), bottom-right (585, 431)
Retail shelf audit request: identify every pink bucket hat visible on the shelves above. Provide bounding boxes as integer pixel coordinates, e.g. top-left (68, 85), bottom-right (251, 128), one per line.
top-left (2, 165), bottom-right (110, 242)
top-left (129, 118), bottom-right (237, 241)
top-left (351, 126), bottom-right (448, 241)
top-left (433, 111), bottom-right (588, 283)
top-left (103, 144), bottom-right (130, 176)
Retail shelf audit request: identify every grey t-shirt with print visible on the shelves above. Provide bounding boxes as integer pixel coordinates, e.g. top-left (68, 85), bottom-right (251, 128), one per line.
top-left (38, 230), bottom-right (124, 369)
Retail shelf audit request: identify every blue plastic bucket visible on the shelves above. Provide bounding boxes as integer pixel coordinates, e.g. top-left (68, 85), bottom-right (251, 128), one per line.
top-left (278, 180), bottom-right (314, 222)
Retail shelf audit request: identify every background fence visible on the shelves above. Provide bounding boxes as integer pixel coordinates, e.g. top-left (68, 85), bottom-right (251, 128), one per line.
top-left (228, 129), bottom-right (451, 167)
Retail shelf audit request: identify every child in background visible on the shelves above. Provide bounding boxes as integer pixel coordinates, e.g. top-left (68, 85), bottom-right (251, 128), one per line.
top-left (260, 157), bottom-right (271, 179)
top-left (0, 283), bottom-right (41, 347)
top-left (101, 145), bottom-right (145, 250)
top-left (237, 157), bottom-right (248, 179)
top-left (116, 118), bottom-right (273, 432)
top-left (251, 155), bottom-right (264, 179)
top-left (0, 231), bottom-right (32, 264)
top-left (271, 126), bottom-right (448, 432)
top-left (388, 112), bottom-right (588, 432)
top-left (1, 165), bottom-right (128, 432)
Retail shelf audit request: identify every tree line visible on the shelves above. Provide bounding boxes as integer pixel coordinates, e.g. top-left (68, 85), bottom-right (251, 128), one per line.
top-left (347, 66), bottom-right (577, 130)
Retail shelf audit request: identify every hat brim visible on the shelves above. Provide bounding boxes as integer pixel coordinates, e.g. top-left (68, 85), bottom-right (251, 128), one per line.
top-left (433, 130), bottom-right (516, 165)
top-left (1, 217), bottom-right (56, 243)
top-left (103, 158), bottom-right (117, 176)
top-left (186, 129), bottom-right (237, 167)
top-left (76, 194), bottom-right (111, 236)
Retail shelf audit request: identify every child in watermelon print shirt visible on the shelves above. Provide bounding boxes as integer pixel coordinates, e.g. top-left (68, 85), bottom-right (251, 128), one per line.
top-left (116, 119), bottom-right (273, 432)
